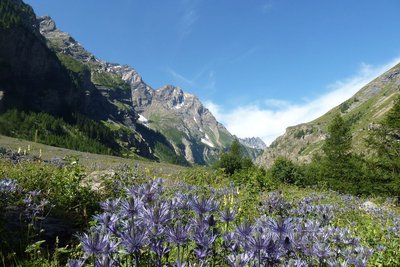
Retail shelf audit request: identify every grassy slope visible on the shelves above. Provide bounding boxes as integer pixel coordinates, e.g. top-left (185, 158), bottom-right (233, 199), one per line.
top-left (0, 134), bottom-right (186, 175)
top-left (312, 77), bottom-right (399, 149)
top-left (260, 63), bottom-right (400, 167)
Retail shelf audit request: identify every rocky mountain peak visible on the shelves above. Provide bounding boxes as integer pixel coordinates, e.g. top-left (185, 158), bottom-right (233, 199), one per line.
top-left (155, 85), bottom-right (186, 109)
top-left (239, 137), bottom-right (267, 150)
top-left (37, 15), bottom-right (56, 32)
top-left (38, 16), bottom-right (94, 62)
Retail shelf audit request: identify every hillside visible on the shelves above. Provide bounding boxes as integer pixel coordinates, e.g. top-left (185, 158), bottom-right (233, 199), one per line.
top-left (256, 62), bottom-right (400, 167)
top-left (0, 134), bottom-right (185, 175)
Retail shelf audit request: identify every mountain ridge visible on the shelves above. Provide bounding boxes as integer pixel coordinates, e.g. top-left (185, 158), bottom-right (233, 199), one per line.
top-left (37, 15), bottom-right (241, 164)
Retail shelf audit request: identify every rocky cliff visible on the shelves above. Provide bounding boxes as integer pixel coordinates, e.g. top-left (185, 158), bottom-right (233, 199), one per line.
top-left (0, 0), bottom-right (80, 116)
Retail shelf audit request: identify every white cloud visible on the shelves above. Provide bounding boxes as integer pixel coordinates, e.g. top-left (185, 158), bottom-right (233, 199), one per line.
top-left (178, 0), bottom-right (200, 40)
top-left (167, 68), bottom-right (194, 86)
top-left (204, 58), bottom-right (400, 146)
top-left (261, 1), bottom-right (273, 13)
top-left (180, 9), bottom-right (198, 38)
top-left (264, 98), bottom-right (290, 108)
top-left (167, 67), bottom-right (216, 94)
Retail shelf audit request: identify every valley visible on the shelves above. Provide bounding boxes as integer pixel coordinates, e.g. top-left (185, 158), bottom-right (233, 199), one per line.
top-left (0, 0), bottom-right (399, 266)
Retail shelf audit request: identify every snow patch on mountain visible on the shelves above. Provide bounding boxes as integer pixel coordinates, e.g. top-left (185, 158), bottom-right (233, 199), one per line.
top-left (138, 114), bottom-right (148, 124)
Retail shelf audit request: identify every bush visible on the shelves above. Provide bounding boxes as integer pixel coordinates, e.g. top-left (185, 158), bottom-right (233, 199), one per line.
top-left (214, 139), bottom-right (254, 176)
top-left (270, 157), bottom-right (305, 185)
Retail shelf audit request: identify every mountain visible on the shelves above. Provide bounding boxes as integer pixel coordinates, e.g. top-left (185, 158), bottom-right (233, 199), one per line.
top-left (256, 63), bottom-right (400, 168)
top-left (239, 137), bottom-right (266, 150)
top-left (132, 84), bottom-right (241, 164)
top-left (0, 0), bottom-right (259, 165)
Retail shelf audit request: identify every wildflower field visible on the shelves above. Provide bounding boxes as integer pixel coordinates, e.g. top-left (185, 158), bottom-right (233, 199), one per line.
top-left (0, 148), bottom-right (399, 267)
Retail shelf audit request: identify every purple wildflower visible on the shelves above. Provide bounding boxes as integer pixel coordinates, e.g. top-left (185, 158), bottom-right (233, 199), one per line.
top-left (94, 212), bottom-right (119, 234)
top-left (189, 195), bottom-right (219, 216)
top-left (227, 252), bottom-right (252, 267)
top-left (167, 221), bottom-right (190, 245)
top-left (0, 179), bottom-right (18, 194)
top-left (120, 225), bottom-right (148, 253)
top-left (220, 206), bottom-right (236, 223)
top-left (141, 201), bottom-right (171, 226)
top-left (100, 198), bottom-right (120, 212)
top-left (267, 217), bottom-right (294, 242)
top-left (79, 231), bottom-right (117, 256)
top-left (121, 196), bottom-right (142, 218)
top-left (235, 220), bottom-right (254, 240)
top-left (67, 259), bottom-right (85, 267)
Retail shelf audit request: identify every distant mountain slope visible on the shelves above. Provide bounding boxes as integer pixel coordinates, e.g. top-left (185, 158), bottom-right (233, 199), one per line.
top-left (256, 63), bottom-right (400, 168)
top-left (239, 137), bottom-right (266, 150)
top-left (133, 84), bottom-right (237, 164)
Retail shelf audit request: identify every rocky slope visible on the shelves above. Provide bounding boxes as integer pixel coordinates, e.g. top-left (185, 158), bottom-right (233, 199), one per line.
top-left (239, 137), bottom-right (266, 150)
top-left (133, 84), bottom-right (236, 164)
top-left (256, 63), bottom-right (400, 168)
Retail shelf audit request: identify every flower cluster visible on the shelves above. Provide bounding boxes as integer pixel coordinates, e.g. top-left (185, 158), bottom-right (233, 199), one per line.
top-left (0, 178), bottom-right (19, 211)
top-left (70, 179), bottom-right (374, 266)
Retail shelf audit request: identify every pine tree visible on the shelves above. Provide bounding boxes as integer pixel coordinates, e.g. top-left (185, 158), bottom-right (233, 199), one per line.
top-left (321, 113), bottom-right (357, 191)
top-left (322, 113), bottom-right (352, 163)
top-left (367, 96), bottom-right (400, 194)
top-left (215, 139), bottom-right (253, 176)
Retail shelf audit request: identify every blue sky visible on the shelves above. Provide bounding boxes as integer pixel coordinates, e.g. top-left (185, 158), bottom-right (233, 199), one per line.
top-left (25, 0), bottom-right (400, 144)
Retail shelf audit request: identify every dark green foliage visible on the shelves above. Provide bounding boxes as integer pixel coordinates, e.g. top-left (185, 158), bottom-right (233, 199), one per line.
top-left (340, 101), bottom-right (350, 113)
top-left (0, 109), bottom-right (120, 155)
top-left (313, 113), bottom-right (363, 193)
top-left (299, 105), bottom-right (400, 196)
top-left (294, 129), bottom-right (305, 139)
top-left (0, 0), bottom-right (33, 29)
top-left (0, 159), bottom-right (105, 264)
top-left (345, 112), bottom-right (362, 127)
top-left (214, 139), bottom-right (254, 176)
top-left (270, 157), bottom-right (301, 184)
top-left (232, 166), bottom-right (274, 193)
top-left (366, 96), bottom-right (400, 195)
top-left (322, 113), bottom-right (352, 163)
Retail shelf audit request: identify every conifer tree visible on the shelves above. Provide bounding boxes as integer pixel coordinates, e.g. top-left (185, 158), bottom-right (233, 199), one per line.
top-left (321, 113), bottom-right (356, 191)
top-left (367, 96), bottom-right (400, 194)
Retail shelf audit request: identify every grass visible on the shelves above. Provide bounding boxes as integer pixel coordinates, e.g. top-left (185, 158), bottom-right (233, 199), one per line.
top-left (56, 53), bottom-right (88, 74)
top-left (91, 71), bottom-right (130, 91)
top-left (0, 135), bottom-right (186, 175)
